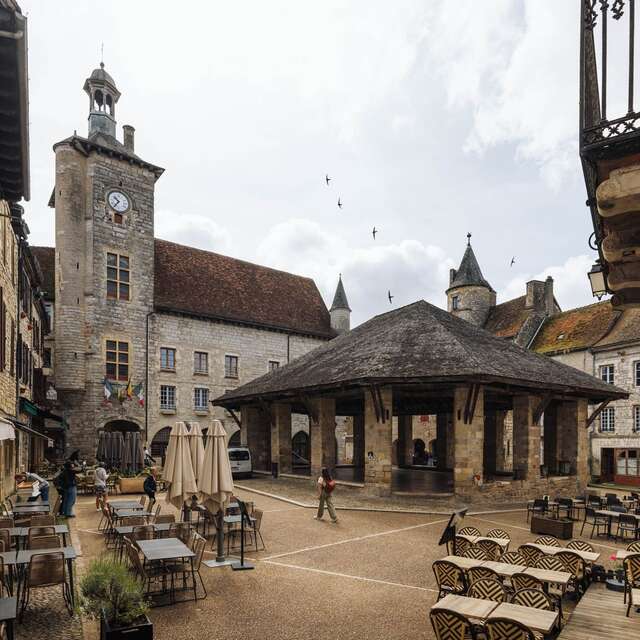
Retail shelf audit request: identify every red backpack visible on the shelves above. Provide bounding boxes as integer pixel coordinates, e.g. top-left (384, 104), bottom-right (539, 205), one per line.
top-left (325, 479), bottom-right (336, 494)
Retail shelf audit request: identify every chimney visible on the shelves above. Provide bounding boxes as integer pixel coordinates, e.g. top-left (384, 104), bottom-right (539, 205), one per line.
top-left (544, 276), bottom-right (555, 315)
top-left (123, 125), bottom-right (135, 152)
top-left (525, 280), bottom-right (545, 310)
top-left (449, 268), bottom-right (457, 286)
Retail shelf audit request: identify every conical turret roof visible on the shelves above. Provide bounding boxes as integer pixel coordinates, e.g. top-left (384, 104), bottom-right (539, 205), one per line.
top-left (447, 237), bottom-right (494, 293)
top-left (330, 275), bottom-right (351, 311)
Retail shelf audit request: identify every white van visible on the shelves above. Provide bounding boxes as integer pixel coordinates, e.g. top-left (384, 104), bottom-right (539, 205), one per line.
top-left (228, 447), bottom-right (252, 478)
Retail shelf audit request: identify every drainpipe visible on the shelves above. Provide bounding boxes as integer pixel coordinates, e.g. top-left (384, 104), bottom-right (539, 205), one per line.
top-left (145, 311), bottom-right (153, 445)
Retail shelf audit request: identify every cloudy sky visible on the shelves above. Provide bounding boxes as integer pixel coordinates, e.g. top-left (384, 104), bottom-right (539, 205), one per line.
top-left (20, 1), bottom-right (612, 325)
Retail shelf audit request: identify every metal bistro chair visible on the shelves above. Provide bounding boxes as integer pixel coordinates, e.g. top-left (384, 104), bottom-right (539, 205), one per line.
top-left (468, 578), bottom-right (507, 603)
top-left (0, 529), bottom-right (12, 554)
top-left (486, 528), bottom-right (511, 541)
top-left (623, 553), bottom-right (640, 617)
top-left (131, 525), bottom-right (155, 545)
top-left (432, 560), bottom-right (466, 601)
top-left (511, 587), bottom-right (555, 612)
top-left (534, 535), bottom-right (560, 547)
top-left (0, 517), bottom-right (13, 530)
top-left (467, 565), bottom-right (501, 587)
top-left (453, 535), bottom-right (471, 556)
top-left (567, 540), bottom-right (595, 553)
top-left (27, 527), bottom-right (56, 548)
top-left (461, 545), bottom-right (489, 561)
top-left (430, 608), bottom-right (475, 640)
top-left (486, 618), bottom-right (535, 640)
top-left (0, 556), bottom-right (10, 597)
top-left (535, 554), bottom-right (566, 620)
top-left (29, 535), bottom-right (61, 550)
top-left (527, 499), bottom-right (547, 523)
top-left (30, 515), bottom-right (55, 527)
top-left (511, 572), bottom-right (545, 594)
top-left (617, 513), bottom-right (640, 541)
top-left (138, 495), bottom-right (147, 508)
top-left (581, 506), bottom-right (609, 538)
top-left (477, 539), bottom-right (503, 562)
top-left (19, 551), bottom-right (72, 621)
top-left (518, 544), bottom-right (543, 566)
top-left (500, 551), bottom-right (526, 566)
top-left (556, 550), bottom-right (588, 596)
top-left (458, 526), bottom-right (481, 537)
top-left (168, 522), bottom-right (191, 545)
top-left (557, 498), bottom-right (574, 520)
top-left (125, 538), bottom-right (169, 600)
top-left (627, 541), bottom-right (640, 553)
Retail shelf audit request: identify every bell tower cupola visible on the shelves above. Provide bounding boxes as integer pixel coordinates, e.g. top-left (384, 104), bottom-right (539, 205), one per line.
top-left (83, 62), bottom-right (121, 138)
top-left (446, 233), bottom-right (496, 327)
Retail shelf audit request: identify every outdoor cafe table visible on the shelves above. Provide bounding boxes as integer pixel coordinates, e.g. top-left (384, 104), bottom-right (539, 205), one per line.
top-left (0, 596), bottom-right (16, 640)
top-left (616, 549), bottom-right (635, 560)
top-left (11, 503), bottom-right (50, 515)
top-left (110, 501), bottom-right (145, 511)
top-left (10, 524), bottom-right (69, 547)
top-left (432, 594), bottom-right (498, 620)
top-left (596, 509), bottom-right (640, 538)
top-left (112, 509), bottom-right (152, 521)
top-left (488, 602), bottom-right (558, 635)
top-left (115, 522), bottom-right (176, 537)
top-left (529, 543), bottom-right (600, 563)
top-left (457, 535), bottom-right (510, 550)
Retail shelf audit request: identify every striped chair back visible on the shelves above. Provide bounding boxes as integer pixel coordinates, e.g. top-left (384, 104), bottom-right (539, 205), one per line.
top-left (627, 541), bottom-right (640, 553)
top-left (518, 544), bottom-right (543, 566)
top-left (534, 535), bottom-right (559, 547)
top-left (432, 560), bottom-right (466, 598)
top-left (486, 617), bottom-right (535, 640)
top-left (623, 553), bottom-right (640, 587)
top-left (454, 535), bottom-right (471, 555)
top-left (566, 540), bottom-right (595, 553)
top-left (477, 539), bottom-right (502, 561)
top-left (458, 526), bottom-right (481, 537)
top-left (468, 578), bottom-right (506, 603)
top-left (535, 554), bottom-right (566, 573)
top-left (556, 550), bottom-right (585, 580)
top-left (511, 572), bottom-right (544, 592)
top-left (429, 608), bottom-right (473, 640)
top-left (461, 545), bottom-right (489, 560)
top-left (486, 528), bottom-right (510, 540)
top-left (468, 565), bottom-right (500, 586)
top-left (500, 551), bottom-right (526, 566)
top-left (511, 588), bottom-right (553, 610)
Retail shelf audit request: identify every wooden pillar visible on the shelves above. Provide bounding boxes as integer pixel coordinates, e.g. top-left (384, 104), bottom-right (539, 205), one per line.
top-left (453, 385), bottom-right (484, 493)
top-left (494, 410), bottom-right (507, 472)
top-left (241, 406), bottom-right (270, 472)
top-left (512, 395), bottom-right (541, 481)
top-left (543, 402), bottom-right (559, 475)
top-left (436, 413), bottom-right (448, 471)
top-left (353, 414), bottom-right (365, 471)
top-left (576, 399), bottom-right (589, 486)
top-left (310, 397), bottom-right (336, 477)
top-left (483, 410), bottom-right (497, 477)
top-left (364, 387), bottom-right (393, 494)
top-left (271, 403), bottom-right (292, 475)
top-left (397, 415), bottom-right (413, 467)
top-left (557, 399), bottom-right (588, 482)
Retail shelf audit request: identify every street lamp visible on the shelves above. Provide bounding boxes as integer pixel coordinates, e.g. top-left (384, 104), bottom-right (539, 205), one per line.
top-left (588, 260), bottom-right (607, 300)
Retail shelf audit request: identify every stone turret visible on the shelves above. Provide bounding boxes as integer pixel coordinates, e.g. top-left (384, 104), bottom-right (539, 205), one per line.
top-left (83, 62), bottom-right (121, 138)
top-left (446, 234), bottom-right (496, 326)
top-left (330, 275), bottom-right (351, 335)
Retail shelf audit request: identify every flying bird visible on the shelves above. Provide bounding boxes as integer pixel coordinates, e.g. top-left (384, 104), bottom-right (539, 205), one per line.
top-left (337, 197), bottom-right (342, 209)
top-left (510, 256), bottom-right (516, 267)
top-left (325, 174), bottom-right (331, 185)
top-left (372, 226), bottom-right (377, 240)
top-left (388, 290), bottom-right (394, 304)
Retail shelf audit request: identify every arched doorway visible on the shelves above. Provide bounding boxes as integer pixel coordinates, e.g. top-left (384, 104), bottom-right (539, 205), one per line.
top-left (413, 438), bottom-right (426, 465)
top-left (104, 420), bottom-right (140, 433)
top-left (150, 427), bottom-right (171, 466)
top-left (228, 430), bottom-right (241, 448)
top-left (292, 430), bottom-right (309, 469)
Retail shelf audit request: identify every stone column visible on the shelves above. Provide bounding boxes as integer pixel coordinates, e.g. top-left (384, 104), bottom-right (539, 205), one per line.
top-left (364, 387), bottom-right (393, 494)
top-left (436, 413), bottom-right (448, 471)
top-left (557, 399), bottom-right (588, 483)
top-left (241, 406), bottom-right (270, 472)
top-left (483, 410), bottom-right (497, 477)
top-left (453, 385), bottom-right (484, 493)
top-left (353, 413), bottom-right (365, 478)
top-left (271, 403), bottom-right (292, 475)
top-left (543, 402), bottom-right (559, 475)
top-left (512, 395), bottom-right (541, 481)
top-left (310, 397), bottom-right (336, 477)
top-left (494, 410), bottom-right (507, 472)
top-left (397, 415), bottom-right (413, 467)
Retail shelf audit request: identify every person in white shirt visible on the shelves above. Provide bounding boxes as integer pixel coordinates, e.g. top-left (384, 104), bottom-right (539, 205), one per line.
top-left (94, 462), bottom-right (109, 511)
top-left (22, 472), bottom-right (49, 502)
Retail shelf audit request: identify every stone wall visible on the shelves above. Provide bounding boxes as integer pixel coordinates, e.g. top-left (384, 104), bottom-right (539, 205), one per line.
top-left (448, 285), bottom-right (496, 327)
top-left (0, 201), bottom-right (17, 420)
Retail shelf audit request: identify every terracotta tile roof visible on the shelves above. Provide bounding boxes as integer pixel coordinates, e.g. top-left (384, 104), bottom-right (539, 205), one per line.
top-left (484, 296), bottom-right (534, 339)
top-left (30, 246), bottom-right (55, 301)
top-left (530, 301), bottom-right (619, 355)
top-left (154, 239), bottom-right (333, 338)
top-left (216, 300), bottom-right (626, 406)
top-left (593, 307), bottom-right (640, 348)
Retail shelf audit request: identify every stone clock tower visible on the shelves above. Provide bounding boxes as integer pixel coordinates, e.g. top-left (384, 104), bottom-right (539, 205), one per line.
top-left (52, 64), bottom-right (164, 459)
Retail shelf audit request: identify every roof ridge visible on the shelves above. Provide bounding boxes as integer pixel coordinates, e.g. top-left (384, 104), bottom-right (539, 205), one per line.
top-left (547, 300), bottom-right (610, 319)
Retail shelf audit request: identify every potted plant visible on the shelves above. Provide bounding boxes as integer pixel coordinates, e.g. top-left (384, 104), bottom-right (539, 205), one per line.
top-left (80, 557), bottom-right (152, 640)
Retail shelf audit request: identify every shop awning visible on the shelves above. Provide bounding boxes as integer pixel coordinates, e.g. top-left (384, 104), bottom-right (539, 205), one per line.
top-left (0, 419), bottom-right (15, 441)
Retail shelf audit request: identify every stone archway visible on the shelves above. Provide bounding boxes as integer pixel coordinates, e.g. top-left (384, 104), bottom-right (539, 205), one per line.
top-left (150, 426), bottom-right (171, 466)
top-left (103, 419), bottom-right (141, 433)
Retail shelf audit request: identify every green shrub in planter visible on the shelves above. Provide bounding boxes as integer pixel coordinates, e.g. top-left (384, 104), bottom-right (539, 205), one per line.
top-left (80, 558), bottom-right (152, 639)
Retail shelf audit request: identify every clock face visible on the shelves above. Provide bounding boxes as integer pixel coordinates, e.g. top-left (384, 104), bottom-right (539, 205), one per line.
top-left (107, 190), bottom-right (130, 213)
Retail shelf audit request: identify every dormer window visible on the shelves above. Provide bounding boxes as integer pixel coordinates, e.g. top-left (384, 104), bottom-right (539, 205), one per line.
top-left (452, 295), bottom-right (459, 310)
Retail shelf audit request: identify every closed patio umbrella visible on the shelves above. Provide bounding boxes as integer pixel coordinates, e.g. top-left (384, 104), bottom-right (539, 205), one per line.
top-left (165, 422), bottom-right (198, 510)
top-left (199, 420), bottom-right (234, 564)
top-left (96, 431), bottom-right (108, 463)
top-left (163, 422), bottom-right (186, 484)
top-left (133, 431), bottom-right (144, 472)
top-left (113, 431), bottom-right (125, 470)
top-left (121, 431), bottom-right (132, 473)
top-left (187, 422), bottom-right (206, 482)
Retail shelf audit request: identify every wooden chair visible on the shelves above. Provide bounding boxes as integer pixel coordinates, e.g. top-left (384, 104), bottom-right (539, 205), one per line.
top-left (131, 525), bottom-right (155, 544)
top-left (500, 551), bottom-right (525, 566)
top-left (468, 578), bottom-right (507, 603)
top-left (477, 539), bottom-right (502, 561)
top-left (430, 608), bottom-right (474, 640)
top-left (468, 565), bottom-right (500, 586)
top-left (485, 617), bottom-right (535, 640)
top-left (19, 552), bottom-right (72, 621)
top-left (432, 560), bottom-right (466, 601)
top-left (458, 526), bottom-right (481, 537)
top-left (27, 527), bottom-right (55, 548)
top-left (623, 553), bottom-right (640, 616)
top-left (518, 544), bottom-right (543, 566)
top-left (533, 535), bottom-right (559, 547)
top-left (29, 535), bottom-right (61, 550)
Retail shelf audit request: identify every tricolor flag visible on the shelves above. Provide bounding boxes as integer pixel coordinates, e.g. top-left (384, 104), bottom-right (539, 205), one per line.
top-left (133, 382), bottom-right (145, 407)
top-left (103, 378), bottom-right (113, 405)
top-left (126, 378), bottom-right (134, 400)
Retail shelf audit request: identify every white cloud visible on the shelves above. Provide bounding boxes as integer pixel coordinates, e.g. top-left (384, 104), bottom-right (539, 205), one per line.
top-left (256, 218), bottom-right (454, 325)
top-left (155, 210), bottom-right (232, 254)
top-left (500, 254), bottom-right (599, 311)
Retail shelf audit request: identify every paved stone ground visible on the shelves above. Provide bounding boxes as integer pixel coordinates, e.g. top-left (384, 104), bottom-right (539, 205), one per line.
top-left (64, 481), bottom-right (633, 640)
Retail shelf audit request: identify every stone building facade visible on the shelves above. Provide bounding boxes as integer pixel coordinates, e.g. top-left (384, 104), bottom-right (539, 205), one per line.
top-left (37, 64), bottom-right (349, 464)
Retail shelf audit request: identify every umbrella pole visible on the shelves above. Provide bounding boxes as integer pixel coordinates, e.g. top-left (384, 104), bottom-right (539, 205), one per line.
top-left (215, 508), bottom-right (225, 563)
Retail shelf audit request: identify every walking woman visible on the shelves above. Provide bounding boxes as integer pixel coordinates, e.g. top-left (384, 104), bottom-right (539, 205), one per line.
top-left (60, 460), bottom-right (79, 518)
top-left (314, 467), bottom-right (338, 523)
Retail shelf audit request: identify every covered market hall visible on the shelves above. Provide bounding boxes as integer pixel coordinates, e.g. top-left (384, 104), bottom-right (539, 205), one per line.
top-left (215, 301), bottom-right (626, 501)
